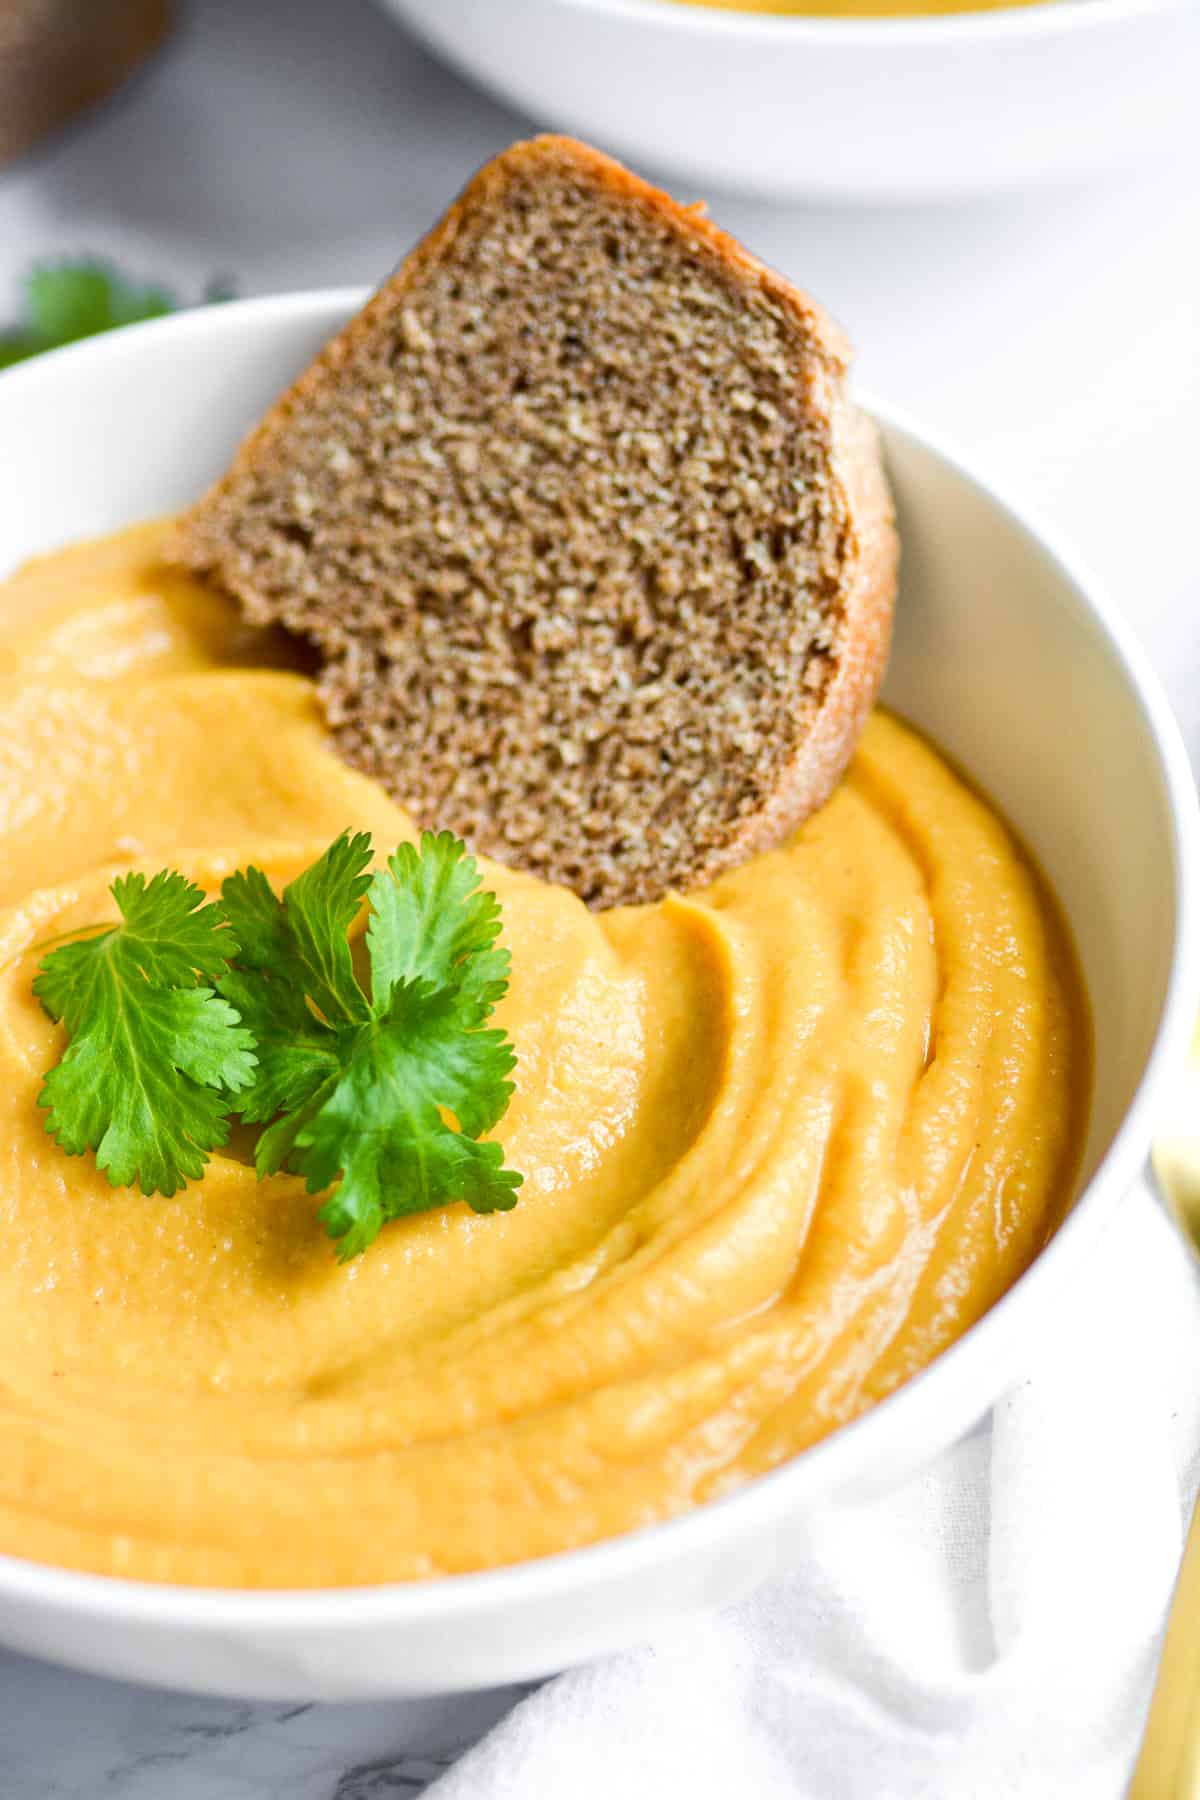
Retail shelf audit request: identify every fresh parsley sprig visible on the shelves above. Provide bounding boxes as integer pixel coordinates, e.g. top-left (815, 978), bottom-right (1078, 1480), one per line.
top-left (221, 831), bottom-right (522, 1259)
top-left (32, 834), bottom-right (523, 1257)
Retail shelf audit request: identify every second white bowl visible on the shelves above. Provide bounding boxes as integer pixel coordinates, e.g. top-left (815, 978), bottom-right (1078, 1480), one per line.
top-left (379, 0), bottom-right (1199, 202)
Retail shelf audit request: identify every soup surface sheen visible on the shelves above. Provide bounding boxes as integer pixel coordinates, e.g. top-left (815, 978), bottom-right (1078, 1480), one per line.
top-left (0, 522), bottom-right (1088, 1586)
top-left (665, 0), bottom-right (1051, 16)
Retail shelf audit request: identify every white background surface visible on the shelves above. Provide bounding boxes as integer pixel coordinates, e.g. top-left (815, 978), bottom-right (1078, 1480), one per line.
top-left (0, 0), bottom-right (1198, 1790)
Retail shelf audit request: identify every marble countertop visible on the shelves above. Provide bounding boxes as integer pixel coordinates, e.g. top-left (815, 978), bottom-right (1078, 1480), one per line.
top-left (1, 0), bottom-right (1198, 1789)
top-left (0, 1653), bottom-right (531, 1798)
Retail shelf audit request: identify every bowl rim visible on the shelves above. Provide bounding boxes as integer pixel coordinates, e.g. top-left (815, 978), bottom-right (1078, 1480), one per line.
top-left (0, 288), bottom-right (1196, 1634)
top-left (536, 0), bottom-right (1184, 44)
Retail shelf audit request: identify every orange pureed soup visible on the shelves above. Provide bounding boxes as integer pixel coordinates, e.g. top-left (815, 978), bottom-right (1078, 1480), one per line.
top-left (0, 521), bottom-right (1090, 1586)
top-left (665, 0), bottom-right (1052, 15)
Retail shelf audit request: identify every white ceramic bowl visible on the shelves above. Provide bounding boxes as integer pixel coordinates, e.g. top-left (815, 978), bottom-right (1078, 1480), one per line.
top-left (0, 291), bottom-right (1195, 1699)
top-left (377, 0), bottom-right (1199, 202)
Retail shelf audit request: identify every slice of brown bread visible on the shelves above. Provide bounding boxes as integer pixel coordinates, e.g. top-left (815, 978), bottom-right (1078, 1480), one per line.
top-left (174, 136), bottom-right (898, 908)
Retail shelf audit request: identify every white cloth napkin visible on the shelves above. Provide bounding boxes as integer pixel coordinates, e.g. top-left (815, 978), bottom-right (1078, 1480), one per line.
top-left (429, 1184), bottom-right (1200, 1800)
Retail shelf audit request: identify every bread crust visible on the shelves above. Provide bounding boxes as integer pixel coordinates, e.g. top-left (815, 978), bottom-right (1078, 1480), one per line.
top-left (712, 394), bottom-right (898, 884)
top-left (175, 136), bottom-right (899, 904)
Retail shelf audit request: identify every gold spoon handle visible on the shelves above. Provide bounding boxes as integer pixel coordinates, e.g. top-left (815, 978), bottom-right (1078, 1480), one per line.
top-left (1131, 1488), bottom-right (1200, 1796)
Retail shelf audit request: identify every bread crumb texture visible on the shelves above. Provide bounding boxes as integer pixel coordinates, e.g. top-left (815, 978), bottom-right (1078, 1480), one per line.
top-left (177, 139), bottom-right (895, 906)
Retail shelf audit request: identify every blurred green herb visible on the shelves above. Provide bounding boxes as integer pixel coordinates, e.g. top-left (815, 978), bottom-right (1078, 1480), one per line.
top-left (0, 260), bottom-right (234, 370)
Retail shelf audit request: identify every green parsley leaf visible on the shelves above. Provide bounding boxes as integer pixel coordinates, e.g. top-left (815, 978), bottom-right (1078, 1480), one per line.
top-left (297, 981), bottom-right (521, 1260)
top-left (0, 260), bottom-right (235, 369)
top-left (221, 831), bottom-right (522, 1259)
top-left (366, 832), bottom-right (511, 1015)
top-left (34, 872), bottom-right (257, 1196)
top-left (216, 839), bottom-right (371, 1126)
top-left (225, 831), bottom-right (372, 1031)
top-left (26, 262), bottom-right (174, 343)
top-left (0, 336), bottom-right (38, 371)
